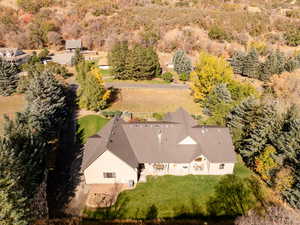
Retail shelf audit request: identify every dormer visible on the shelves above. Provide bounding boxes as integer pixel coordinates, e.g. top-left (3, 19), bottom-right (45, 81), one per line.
top-left (178, 136), bottom-right (197, 145)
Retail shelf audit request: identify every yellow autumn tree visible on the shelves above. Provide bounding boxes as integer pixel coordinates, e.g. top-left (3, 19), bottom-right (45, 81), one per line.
top-left (190, 51), bottom-right (233, 102)
top-left (78, 66), bottom-right (111, 111)
top-left (255, 145), bottom-right (278, 182)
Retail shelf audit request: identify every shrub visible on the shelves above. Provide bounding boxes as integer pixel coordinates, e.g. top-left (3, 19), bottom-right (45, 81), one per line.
top-left (284, 29), bottom-right (300, 47)
top-left (179, 73), bottom-right (189, 81)
top-left (102, 111), bottom-right (122, 118)
top-left (208, 26), bottom-right (231, 42)
top-left (161, 72), bottom-right (173, 83)
top-left (152, 112), bottom-right (164, 121)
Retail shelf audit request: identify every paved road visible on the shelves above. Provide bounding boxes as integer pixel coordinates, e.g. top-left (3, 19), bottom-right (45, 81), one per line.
top-left (105, 82), bottom-right (189, 90)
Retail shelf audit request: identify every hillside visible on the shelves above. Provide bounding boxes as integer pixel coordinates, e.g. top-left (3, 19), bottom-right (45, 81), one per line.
top-left (0, 0), bottom-right (299, 57)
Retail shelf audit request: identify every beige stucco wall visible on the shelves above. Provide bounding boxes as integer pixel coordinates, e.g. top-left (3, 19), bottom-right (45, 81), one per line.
top-left (84, 150), bottom-right (138, 184)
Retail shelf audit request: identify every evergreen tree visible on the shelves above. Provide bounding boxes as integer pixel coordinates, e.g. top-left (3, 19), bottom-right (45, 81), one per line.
top-left (272, 105), bottom-right (300, 208)
top-left (78, 67), bottom-right (111, 111)
top-left (0, 138), bottom-right (30, 225)
top-left (230, 51), bottom-right (246, 75)
top-left (125, 45), bottom-right (161, 80)
top-left (108, 41), bottom-right (129, 80)
top-left (172, 50), bottom-right (192, 76)
top-left (242, 49), bottom-right (260, 79)
top-left (26, 70), bottom-right (66, 137)
top-left (260, 50), bottom-right (286, 81)
top-left (2, 113), bottom-right (47, 196)
top-left (0, 59), bottom-right (19, 96)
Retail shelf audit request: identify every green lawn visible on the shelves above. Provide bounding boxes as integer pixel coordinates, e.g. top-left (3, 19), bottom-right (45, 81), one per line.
top-left (77, 115), bottom-right (108, 142)
top-left (84, 159), bottom-right (254, 220)
top-left (100, 69), bottom-right (111, 77)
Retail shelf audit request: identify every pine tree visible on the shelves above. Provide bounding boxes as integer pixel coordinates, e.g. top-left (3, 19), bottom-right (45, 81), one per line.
top-left (172, 50), bottom-right (192, 76)
top-left (272, 105), bottom-right (300, 208)
top-left (26, 70), bottom-right (66, 137)
top-left (0, 138), bottom-right (30, 225)
top-left (0, 59), bottom-right (19, 96)
top-left (230, 51), bottom-right (246, 75)
top-left (2, 113), bottom-right (47, 196)
top-left (108, 41), bottom-right (129, 80)
top-left (260, 50), bottom-right (286, 81)
top-left (242, 49), bottom-right (260, 79)
top-left (125, 45), bottom-right (161, 80)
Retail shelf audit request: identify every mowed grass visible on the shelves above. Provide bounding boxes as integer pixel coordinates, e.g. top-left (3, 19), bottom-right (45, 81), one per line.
top-left (77, 115), bottom-right (108, 142)
top-left (85, 160), bottom-right (253, 219)
top-left (0, 94), bottom-right (26, 134)
top-left (116, 161), bottom-right (252, 219)
top-left (108, 88), bottom-right (201, 114)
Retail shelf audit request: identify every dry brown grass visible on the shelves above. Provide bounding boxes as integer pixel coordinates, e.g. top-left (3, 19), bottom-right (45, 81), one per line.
top-left (0, 94), bottom-right (26, 133)
top-left (108, 88), bottom-right (201, 114)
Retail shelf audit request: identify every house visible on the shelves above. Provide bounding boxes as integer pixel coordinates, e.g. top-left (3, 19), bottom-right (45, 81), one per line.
top-left (0, 48), bottom-right (30, 65)
top-left (65, 39), bottom-right (82, 51)
top-left (82, 108), bottom-right (236, 186)
top-left (51, 52), bottom-right (74, 65)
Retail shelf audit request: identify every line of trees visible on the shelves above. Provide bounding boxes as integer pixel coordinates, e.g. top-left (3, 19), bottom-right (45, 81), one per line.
top-left (231, 49), bottom-right (300, 81)
top-left (226, 98), bottom-right (300, 209)
top-left (108, 41), bottom-right (161, 80)
top-left (0, 68), bottom-right (69, 224)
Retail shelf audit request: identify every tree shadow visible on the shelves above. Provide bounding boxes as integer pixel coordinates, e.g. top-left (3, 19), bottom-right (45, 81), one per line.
top-left (146, 204), bottom-right (158, 220)
top-left (47, 85), bottom-right (85, 218)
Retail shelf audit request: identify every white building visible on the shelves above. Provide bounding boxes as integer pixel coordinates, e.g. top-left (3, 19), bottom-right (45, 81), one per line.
top-left (82, 108), bottom-right (236, 186)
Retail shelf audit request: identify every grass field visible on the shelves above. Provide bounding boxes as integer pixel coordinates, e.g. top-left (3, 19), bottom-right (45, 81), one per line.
top-left (77, 115), bottom-right (108, 142)
top-left (0, 94), bottom-right (26, 134)
top-left (108, 88), bottom-right (201, 114)
top-left (85, 159), bottom-right (254, 220)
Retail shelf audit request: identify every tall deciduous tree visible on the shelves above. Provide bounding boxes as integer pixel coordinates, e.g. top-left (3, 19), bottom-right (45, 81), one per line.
top-left (190, 52), bottom-right (233, 101)
top-left (0, 59), bottom-right (19, 96)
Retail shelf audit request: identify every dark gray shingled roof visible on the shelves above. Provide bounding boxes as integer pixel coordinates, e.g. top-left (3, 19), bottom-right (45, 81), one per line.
top-left (82, 108), bottom-right (236, 170)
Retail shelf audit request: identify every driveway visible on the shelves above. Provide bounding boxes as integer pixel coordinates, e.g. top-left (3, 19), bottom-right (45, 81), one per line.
top-left (105, 82), bottom-right (189, 90)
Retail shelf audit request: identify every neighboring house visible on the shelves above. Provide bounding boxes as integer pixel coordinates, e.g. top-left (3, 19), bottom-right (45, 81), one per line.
top-left (51, 52), bottom-right (74, 65)
top-left (65, 39), bottom-right (82, 51)
top-left (0, 48), bottom-right (30, 65)
top-left (82, 108), bottom-right (236, 186)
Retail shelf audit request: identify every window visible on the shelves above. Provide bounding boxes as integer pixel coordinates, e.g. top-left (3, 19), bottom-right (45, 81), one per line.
top-left (219, 164), bottom-right (225, 169)
top-left (103, 172), bottom-right (116, 178)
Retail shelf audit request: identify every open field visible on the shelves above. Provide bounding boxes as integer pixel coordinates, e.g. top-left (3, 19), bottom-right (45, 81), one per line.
top-left (77, 115), bottom-right (108, 142)
top-left (0, 94), bottom-right (26, 133)
top-left (108, 88), bottom-right (201, 115)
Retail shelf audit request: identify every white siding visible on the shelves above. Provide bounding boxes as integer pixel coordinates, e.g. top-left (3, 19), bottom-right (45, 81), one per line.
top-left (140, 158), bottom-right (234, 178)
top-left (208, 163), bottom-right (235, 175)
top-left (84, 150), bottom-right (138, 184)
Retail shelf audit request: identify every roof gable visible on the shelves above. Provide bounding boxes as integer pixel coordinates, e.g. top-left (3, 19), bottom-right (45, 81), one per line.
top-left (178, 136), bottom-right (197, 145)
